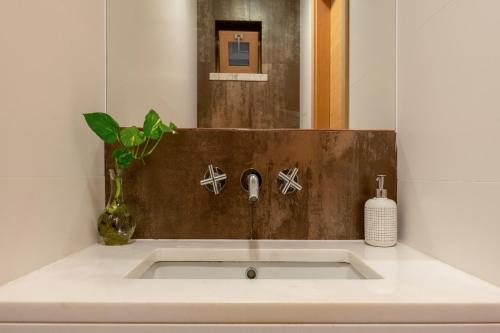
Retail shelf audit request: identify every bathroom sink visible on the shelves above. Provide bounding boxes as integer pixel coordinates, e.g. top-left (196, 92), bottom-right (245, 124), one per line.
top-left (127, 248), bottom-right (381, 280)
top-left (137, 261), bottom-right (366, 279)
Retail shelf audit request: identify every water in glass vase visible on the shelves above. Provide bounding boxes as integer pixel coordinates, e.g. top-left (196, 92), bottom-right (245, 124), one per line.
top-left (98, 169), bottom-right (135, 245)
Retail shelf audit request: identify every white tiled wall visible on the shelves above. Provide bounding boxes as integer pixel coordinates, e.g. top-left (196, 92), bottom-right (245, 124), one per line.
top-left (0, 0), bottom-right (105, 284)
top-left (397, 0), bottom-right (500, 286)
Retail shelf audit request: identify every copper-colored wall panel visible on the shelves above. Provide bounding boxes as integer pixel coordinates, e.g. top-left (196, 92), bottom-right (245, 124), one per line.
top-left (105, 129), bottom-right (396, 240)
top-left (197, 0), bottom-right (300, 128)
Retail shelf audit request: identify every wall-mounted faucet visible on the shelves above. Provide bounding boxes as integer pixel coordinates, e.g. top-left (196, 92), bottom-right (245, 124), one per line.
top-left (241, 169), bottom-right (262, 203)
top-left (201, 166), bottom-right (302, 200)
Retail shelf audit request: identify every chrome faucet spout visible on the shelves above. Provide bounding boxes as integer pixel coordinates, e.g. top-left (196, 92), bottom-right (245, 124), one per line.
top-left (241, 169), bottom-right (262, 203)
top-left (246, 174), bottom-right (260, 202)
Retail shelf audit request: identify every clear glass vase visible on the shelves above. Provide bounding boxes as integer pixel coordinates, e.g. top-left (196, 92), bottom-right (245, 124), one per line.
top-left (98, 168), bottom-right (135, 245)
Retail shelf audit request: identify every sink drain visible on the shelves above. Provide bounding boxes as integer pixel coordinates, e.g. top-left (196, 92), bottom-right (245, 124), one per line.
top-left (245, 267), bottom-right (257, 279)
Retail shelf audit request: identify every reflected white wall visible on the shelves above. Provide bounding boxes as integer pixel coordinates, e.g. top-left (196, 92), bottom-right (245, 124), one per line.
top-left (300, 0), bottom-right (313, 129)
top-left (349, 0), bottom-right (396, 129)
top-left (107, 0), bottom-right (198, 128)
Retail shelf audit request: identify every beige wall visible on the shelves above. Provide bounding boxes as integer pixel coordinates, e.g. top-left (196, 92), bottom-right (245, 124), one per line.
top-left (349, 0), bottom-right (396, 130)
top-left (107, 0), bottom-right (197, 128)
top-left (0, 0), bottom-right (105, 284)
top-left (397, 0), bottom-right (500, 286)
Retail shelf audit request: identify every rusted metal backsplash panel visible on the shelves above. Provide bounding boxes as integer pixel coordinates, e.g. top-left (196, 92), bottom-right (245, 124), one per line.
top-left (105, 129), bottom-right (396, 240)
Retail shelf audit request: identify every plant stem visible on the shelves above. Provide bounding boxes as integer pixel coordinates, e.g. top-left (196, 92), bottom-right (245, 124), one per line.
top-left (140, 138), bottom-right (151, 158)
top-left (133, 144), bottom-right (141, 159)
top-left (143, 133), bottom-right (164, 157)
top-left (114, 173), bottom-right (122, 201)
top-left (113, 164), bottom-right (122, 202)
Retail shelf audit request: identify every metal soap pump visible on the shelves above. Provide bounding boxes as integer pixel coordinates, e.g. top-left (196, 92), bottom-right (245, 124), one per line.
top-left (364, 175), bottom-right (397, 247)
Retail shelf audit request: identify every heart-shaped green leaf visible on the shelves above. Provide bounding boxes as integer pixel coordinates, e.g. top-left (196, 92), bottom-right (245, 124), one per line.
top-left (83, 113), bottom-right (119, 144)
top-left (120, 127), bottom-right (146, 148)
top-left (143, 109), bottom-right (163, 139)
top-left (159, 122), bottom-right (169, 132)
top-left (112, 148), bottom-right (133, 167)
top-left (158, 122), bottom-right (178, 134)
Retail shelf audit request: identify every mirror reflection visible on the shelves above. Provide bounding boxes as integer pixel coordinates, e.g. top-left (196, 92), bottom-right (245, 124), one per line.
top-left (107, 0), bottom-right (395, 129)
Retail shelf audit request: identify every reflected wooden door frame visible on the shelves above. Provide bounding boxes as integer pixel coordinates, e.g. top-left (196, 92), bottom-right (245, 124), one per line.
top-left (313, 0), bottom-right (349, 129)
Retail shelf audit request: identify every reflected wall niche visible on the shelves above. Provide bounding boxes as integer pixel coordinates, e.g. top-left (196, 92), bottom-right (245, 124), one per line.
top-left (197, 0), bottom-right (300, 129)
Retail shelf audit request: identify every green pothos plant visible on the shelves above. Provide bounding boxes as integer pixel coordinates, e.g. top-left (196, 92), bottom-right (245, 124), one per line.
top-left (83, 109), bottom-right (176, 170)
top-left (83, 110), bottom-right (176, 245)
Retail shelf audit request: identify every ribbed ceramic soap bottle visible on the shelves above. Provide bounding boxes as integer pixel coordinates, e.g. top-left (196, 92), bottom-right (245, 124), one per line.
top-left (364, 175), bottom-right (397, 247)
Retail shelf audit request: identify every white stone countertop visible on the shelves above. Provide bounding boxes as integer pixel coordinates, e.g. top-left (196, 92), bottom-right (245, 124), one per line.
top-left (1, 240), bottom-right (500, 324)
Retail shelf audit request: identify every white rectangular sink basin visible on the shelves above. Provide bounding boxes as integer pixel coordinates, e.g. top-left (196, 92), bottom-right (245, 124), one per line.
top-left (127, 248), bottom-right (382, 280)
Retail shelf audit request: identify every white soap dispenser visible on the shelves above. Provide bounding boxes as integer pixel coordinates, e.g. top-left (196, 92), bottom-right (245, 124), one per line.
top-left (364, 175), bottom-right (397, 247)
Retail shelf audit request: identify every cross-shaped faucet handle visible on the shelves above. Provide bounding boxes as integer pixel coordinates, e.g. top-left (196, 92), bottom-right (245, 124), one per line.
top-left (200, 164), bottom-right (227, 195)
top-left (277, 167), bottom-right (303, 195)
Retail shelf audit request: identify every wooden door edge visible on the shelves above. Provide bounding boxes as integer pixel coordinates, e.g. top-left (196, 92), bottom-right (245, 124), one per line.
top-left (312, 0), bottom-right (349, 129)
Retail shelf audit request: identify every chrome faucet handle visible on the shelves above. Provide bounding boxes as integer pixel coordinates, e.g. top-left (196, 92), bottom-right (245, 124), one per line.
top-left (277, 167), bottom-right (303, 195)
top-left (200, 164), bottom-right (227, 195)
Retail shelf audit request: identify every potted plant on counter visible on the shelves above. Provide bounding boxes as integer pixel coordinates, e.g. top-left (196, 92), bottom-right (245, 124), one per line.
top-left (83, 110), bottom-right (176, 245)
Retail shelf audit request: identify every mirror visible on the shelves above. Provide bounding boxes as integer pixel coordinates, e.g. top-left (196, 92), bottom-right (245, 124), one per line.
top-left (107, 0), bottom-right (395, 130)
